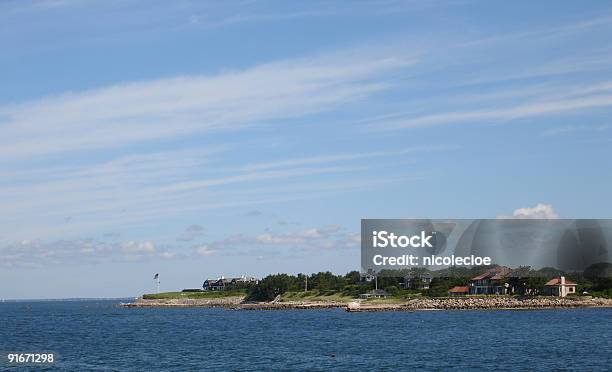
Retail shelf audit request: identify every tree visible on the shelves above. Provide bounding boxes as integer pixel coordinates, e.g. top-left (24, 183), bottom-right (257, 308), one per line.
top-left (246, 274), bottom-right (299, 301)
top-left (310, 271), bottom-right (344, 290)
top-left (344, 271), bottom-right (361, 285)
top-left (584, 262), bottom-right (612, 290)
top-left (525, 277), bottom-right (547, 295)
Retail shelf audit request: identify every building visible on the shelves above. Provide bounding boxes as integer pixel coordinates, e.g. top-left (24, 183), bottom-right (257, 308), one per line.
top-left (359, 289), bottom-right (389, 299)
top-left (400, 274), bottom-right (433, 290)
top-left (469, 266), bottom-right (512, 295)
top-left (202, 276), bottom-right (259, 291)
top-left (543, 276), bottom-right (577, 297)
top-left (202, 278), bottom-right (229, 291)
top-left (448, 286), bottom-right (469, 296)
top-left (232, 275), bottom-right (259, 285)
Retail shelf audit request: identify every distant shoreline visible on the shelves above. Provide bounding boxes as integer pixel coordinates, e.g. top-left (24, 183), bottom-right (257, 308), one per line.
top-left (1, 297), bottom-right (135, 302)
top-left (120, 296), bottom-right (612, 312)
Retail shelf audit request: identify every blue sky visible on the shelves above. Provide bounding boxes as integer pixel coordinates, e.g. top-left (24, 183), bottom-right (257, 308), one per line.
top-left (2, 0), bottom-right (612, 299)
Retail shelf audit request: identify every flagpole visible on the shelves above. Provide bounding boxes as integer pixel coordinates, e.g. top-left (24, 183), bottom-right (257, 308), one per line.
top-left (154, 273), bottom-right (160, 293)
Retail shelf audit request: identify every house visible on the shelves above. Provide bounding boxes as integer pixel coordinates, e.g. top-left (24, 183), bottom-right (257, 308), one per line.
top-left (543, 276), bottom-right (577, 297)
top-left (400, 274), bottom-right (433, 290)
top-left (448, 286), bottom-right (469, 296)
top-left (203, 278), bottom-right (230, 291)
top-left (233, 275), bottom-right (259, 285)
top-left (469, 266), bottom-right (512, 295)
top-left (359, 289), bottom-right (389, 299)
top-left (202, 276), bottom-right (259, 291)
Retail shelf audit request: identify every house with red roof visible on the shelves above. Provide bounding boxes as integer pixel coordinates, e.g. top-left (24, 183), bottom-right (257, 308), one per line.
top-left (543, 276), bottom-right (576, 297)
top-left (448, 286), bottom-right (469, 296)
top-left (469, 266), bottom-right (512, 295)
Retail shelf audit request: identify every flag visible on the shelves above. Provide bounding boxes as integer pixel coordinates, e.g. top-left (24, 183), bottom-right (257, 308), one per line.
top-left (153, 273), bottom-right (159, 280)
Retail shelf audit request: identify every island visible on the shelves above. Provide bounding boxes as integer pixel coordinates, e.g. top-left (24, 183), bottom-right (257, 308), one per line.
top-left (121, 264), bottom-right (612, 311)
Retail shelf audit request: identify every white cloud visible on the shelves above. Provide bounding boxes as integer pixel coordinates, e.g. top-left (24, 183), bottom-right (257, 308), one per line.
top-left (0, 225), bottom-right (357, 266)
top-left (158, 251), bottom-right (177, 259)
top-left (194, 245), bottom-right (217, 257)
top-left (122, 241), bottom-right (155, 253)
top-left (231, 225), bottom-right (341, 245)
top-left (0, 238), bottom-right (164, 267)
top-left (498, 203), bottom-right (559, 219)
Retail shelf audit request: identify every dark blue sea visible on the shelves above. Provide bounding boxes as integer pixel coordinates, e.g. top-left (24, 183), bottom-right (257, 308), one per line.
top-left (1, 300), bottom-right (611, 371)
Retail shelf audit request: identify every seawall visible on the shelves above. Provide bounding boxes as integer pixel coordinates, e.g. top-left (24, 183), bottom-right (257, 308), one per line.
top-left (120, 296), bottom-right (612, 311)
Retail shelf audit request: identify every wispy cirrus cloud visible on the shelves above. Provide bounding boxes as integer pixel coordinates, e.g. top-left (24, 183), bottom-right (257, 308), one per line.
top-left (0, 51), bottom-right (413, 159)
top-left (0, 144), bottom-right (431, 241)
top-left (541, 123), bottom-right (610, 136)
top-left (0, 46), bottom-right (424, 242)
top-left (4, 6), bottom-right (612, 268)
top-left (367, 88), bottom-right (612, 131)
top-left (239, 146), bottom-right (448, 172)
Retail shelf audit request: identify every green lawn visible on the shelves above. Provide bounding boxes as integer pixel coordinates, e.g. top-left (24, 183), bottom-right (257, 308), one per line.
top-left (588, 289), bottom-right (612, 299)
top-left (142, 290), bottom-right (247, 299)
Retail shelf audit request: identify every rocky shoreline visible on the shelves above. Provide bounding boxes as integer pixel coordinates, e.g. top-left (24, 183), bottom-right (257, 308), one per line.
top-left (120, 296), bottom-right (245, 308)
top-left (346, 296), bottom-right (612, 312)
top-left (120, 296), bottom-right (612, 311)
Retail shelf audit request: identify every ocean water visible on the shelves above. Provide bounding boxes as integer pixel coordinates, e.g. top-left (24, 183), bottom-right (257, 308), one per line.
top-left (1, 300), bottom-right (611, 371)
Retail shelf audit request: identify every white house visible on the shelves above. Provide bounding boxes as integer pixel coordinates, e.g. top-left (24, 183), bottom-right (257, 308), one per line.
top-left (543, 276), bottom-right (576, 297)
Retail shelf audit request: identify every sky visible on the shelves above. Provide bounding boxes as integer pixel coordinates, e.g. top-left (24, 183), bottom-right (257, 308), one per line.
top-left (2, 0), bottom-right (612, 299)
